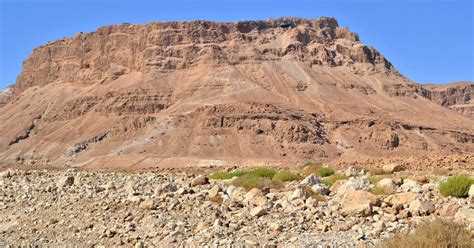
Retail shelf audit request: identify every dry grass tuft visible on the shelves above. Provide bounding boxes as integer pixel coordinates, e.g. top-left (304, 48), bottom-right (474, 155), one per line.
top-left (377, 219), bottom-right (473, 248)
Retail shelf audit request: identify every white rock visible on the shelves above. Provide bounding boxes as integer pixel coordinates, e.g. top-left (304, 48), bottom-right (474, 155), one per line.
top-left (289, 188), bottom-right (307, 201)
top-left (468, 185), bottom-right (474, 197)
top-left (408, 199), bottom-right (435, 215)
top-left (300, 174), bottom-right (319, 186)
top-left (382, 163), bottom-right (404, 173)
top-left (454, 208), bottom-right (474, 223)
top-left (57, 176), bottom-right (74, 188)
top-left (250, 206), bottom-right (267, 217)
top-left (400, 179), bottom-right (421, 193)
top-left (311, 184), bottom-right (330, 196)
top-left (208, 185), bottom-right (220, 198)
top-left (0, 170), bottom-right (11, 178)
top-left (377, 178), bottom-right (395, 191)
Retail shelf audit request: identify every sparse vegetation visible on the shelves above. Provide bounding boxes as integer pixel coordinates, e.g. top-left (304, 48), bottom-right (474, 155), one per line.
top-left (300, 164), bottom-right (322, 175)
top-left (209, 170), bottom-right (248, 180)
top-left (315, 166), bottom-right (335, 177)
top-left (368, 175), bottom-right (382, 184)
top-left (439, 175), bottom-right (474, 198)
top-left (322, 174), bottom-right (350, 187)
top-left (377, 219), bottom-right (473, 248)
top-left (273, 170), bottom-right (301, 182)
top-left (370, 185), bottom-right (391, 195)
top-left (249, 168), bottom-right (277, 178)
top-left (232, 174), bottom-right (283, 190)
top-left (303, 161), bottom-right (322, 167)
top-left (366, 167), bottom-right (386, 175)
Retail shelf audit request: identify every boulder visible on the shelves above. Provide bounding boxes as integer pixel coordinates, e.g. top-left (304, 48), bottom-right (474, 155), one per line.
top-left (289, 188), bottom-right (307, 201)
top-left (377, 178), bottom-right (395, 191)
top-left (468, 185), bottom-right (474, 198)
top-left (400, 179), bottom-right (421, 193)
top-left (208, 185), bottom-right (221, 198)
top-left (300, 174), bottom-right (320, 186)
top-left (439, 202), bottom-right (460, 216)
top-left (408, 199), bottom-right (435, 215)
top-left (250, 206), bottom-right (267, 217)
top-left (139, 198), bottom-right (156, 210)
top-left (382, 163), bottom-right (404, 174)
top-left (57, 176), bottom-right (74, 188)
top-left (336, 177), bottom-right (369, 196)
top-left (340, 191), bottom-right (378, 216)
top-left (191, 175), bottom-right (209, 186)
top-left (454, 208), bottom-right (474, 223)
top-left (384, 192), bottom-right (417, 206)
top-left (0, 170), bottom-right (11, 178)
top-left (311, 184), bottom-right (330, 196)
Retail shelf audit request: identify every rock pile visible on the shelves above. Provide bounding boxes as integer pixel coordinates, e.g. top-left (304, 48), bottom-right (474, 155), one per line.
top-left (0, 168), bottom-right (472, 246)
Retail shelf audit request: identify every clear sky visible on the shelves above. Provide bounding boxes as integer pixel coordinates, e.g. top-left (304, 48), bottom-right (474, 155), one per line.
top-left (0, 0), bottom-right (472, 89)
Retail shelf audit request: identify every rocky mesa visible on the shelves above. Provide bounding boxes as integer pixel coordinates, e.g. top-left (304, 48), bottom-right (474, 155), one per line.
top-left (0, 17), bottom-right (473, 169)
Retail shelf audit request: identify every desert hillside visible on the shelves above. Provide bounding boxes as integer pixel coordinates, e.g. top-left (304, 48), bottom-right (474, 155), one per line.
top-left (0, 17), bottom-right (473, 169)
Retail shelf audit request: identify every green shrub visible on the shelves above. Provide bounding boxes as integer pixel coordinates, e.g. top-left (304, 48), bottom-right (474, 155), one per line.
top-left (232, 174), bottom-right (283, 191)
top-left (315, 167), bottom-right (335, 177)
top-left (370, 185), bottom-right (391, 195)
top-left (367, 167), bottom-right (386, 175)
top-left (322, 174), bottom-right (349, 187)
top-left (303, 161), bottom-right (322, 167)
top-left (439, 175), bottom-right (474, 198)
top-left (209, 171), bottom-right (233, 180)
top-left (368, 175), bottom-right (382, 184)
top-left (273, 171), bottom-right (300, 182)
top-left (209, 170), bottom-right (249, 180)
top-left (377, 219), bottom-right (472, 248)
top-left (248, 168), bottom-right (277, 178)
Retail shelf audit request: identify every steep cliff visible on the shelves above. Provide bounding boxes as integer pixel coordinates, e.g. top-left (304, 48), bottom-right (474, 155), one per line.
top-left (421, 82), bottom-right (473, 118)
top-left (1, 17), bottom-right (473, 169)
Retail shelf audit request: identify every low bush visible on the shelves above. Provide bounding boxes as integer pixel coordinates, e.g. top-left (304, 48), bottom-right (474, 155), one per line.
top-left (439, 175), bottom-right (474, 198)
top-left (370, 185), bottom-right (391, 195)
top-left (273, 171), bottom-right (300, 182)
top-left (315, 167), bottom-right (335, 177)
top-left (209, 170), bottom-right (249, 180)
top-left (300, 165), bottom-right (322, 176)
top-left (232, 174), bottom-right (283, 191)
top-left (368, 175), bottom-right (382, 184)
top-left (322, 174), bottom-right (349, 187)
top-left (249, 168), bottom-right (277, 178)
top-left (367, 167), bottom-right (386, 175)
top-left (303, 161), bottom-right (322, 167)
top-left (377, 219), bottom-right (472, 248)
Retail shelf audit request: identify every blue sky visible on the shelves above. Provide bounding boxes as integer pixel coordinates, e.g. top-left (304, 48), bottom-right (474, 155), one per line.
top-left (0, 0), bottom-right (472, 89)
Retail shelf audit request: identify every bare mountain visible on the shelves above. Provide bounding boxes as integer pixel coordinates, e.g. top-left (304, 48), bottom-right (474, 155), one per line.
top-left (1, 17), bottom-right (473, 169)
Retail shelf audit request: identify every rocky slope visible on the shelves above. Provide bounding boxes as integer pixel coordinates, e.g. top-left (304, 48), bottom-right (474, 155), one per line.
top-left (0, 168), bottom-right (473, 246)
top-left (1, 17), bottom-right (473, 169)
top-left (421, 82), bottom-right (474, 118)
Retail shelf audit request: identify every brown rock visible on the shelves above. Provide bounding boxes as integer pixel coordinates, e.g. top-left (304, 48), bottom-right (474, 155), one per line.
top-left (340, 191), bottom-right (378, 216)
top-left (191, 175), bottom-right (209, 186)
top-left (384, 192), bottom-right (417, 206)
top-left (439, 202), bottom-right (460, 216)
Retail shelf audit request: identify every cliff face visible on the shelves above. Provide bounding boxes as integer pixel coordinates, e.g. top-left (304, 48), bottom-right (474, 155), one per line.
top-left (14, 17), bottom-right (397, 94)
top-left (1, 18), bottom-right (473, 169)
top-left (421, 82), bottom-right (474, 118)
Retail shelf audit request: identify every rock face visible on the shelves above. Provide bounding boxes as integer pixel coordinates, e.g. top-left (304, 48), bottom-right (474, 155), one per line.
top-left (421, 82), bottom-right (474, 118)
top-left (1, 17), bottom-right (473, 169)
